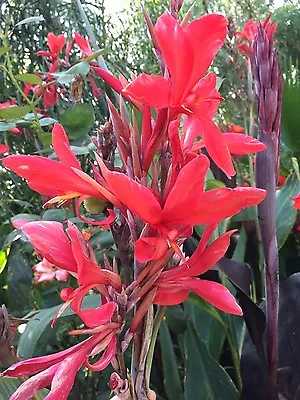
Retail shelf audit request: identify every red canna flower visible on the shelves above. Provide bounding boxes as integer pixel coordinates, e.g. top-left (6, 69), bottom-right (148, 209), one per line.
top-left (2, 330), bottom-right (117, 400)
top-left (293, 194), bottom-right (300, 210)
top-left (36, 33), bottom-right (66, 72)
top-left (103, 154), bottom-right (266, 262)
top-left (153, 230), bottom-right (242, 315)
top-left (122, 13), bottom-right (237, 177)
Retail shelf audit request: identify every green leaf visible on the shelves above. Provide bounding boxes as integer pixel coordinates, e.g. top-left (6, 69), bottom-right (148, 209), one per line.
top-left (0, 105), bottom-right (32, 121)
top-left (42, 209), bottom-right (68, 222)
top-left (187, 293), bottom-right (225, 329)
top-left (206, 179), bottom-right (225, 190)
top-left (184, 324), bottom-right (239, 400)
top-left (232, 226), bottom-right (247, 262)
top-left (59, 104), bottom-right (94, 139)
top-left (39, 117), bottom-right (57, 127)
top-left (0, 250), bottom-right (8, 274)
top-left (159, 320), bottom-right (184, 400)
top-left (14, 73), bottom-right (42, 85)
top-left (0, 47), bottom-right (9, 57)
top-left (276, 173), bottom-right (300, 249)
top-left (0, 121), bottom-right (16, 131)
top-left (165, 305), bottom-right (187, 334)
top-left (17, 294), bottom-right (100, 359)
top-left (83, 48), bottom-right (107, 63)
top-left (14, 15), bottom-right (45, 27)
top-left (0, 377), bottom-right (49, 399)
top-left (6, 243), bottom-right (32, 315)
top-left (53, 62), bottom-right (90, 85)
top-left (281, 79), bottom-right (300, 155)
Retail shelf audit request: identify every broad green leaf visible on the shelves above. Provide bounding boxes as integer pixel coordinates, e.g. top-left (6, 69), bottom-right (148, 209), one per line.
top-left (42, 209), bottom-right (68, 222)
top-left (0, 377), bottom-right (49, 399)
top-left (185, 299), bottom-right (225, 361)
top-left (0, 105), bottom-right (32, 121)
top-left (14, 73), bottom-right (42, 85)
top-left (184, 324), bottom-right (239, 400)
top-left (15, 15), bottom-right (45, 27)
top-left (17, 294), bottom-right (100, 359)
top-left (0, 47), bottom-right (9, 57)
top-left (6, 243), bottom-right (32, 315)
top-left (11, 213), bottom-right (40, 224)
top-left (59, 104), bottom-right (94, 139)
top-left (276, 173), bottom-right (300, 249)
top-left (83, 48), bottom-right (107, 63)
top-left (159, 320), bottom-right (184, 400)
top-left (187, 293), bottom-right (225, 329)
top-left (165, 305), bottom-right (187, 334)
top-left (281, 79), bottom-right (300, 155)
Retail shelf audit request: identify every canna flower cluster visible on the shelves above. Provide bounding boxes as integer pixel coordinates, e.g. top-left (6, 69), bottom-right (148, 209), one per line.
top-left (2, 8), bottom-right (267, 400)
top-left (24, 31), bottom-right (101, 109)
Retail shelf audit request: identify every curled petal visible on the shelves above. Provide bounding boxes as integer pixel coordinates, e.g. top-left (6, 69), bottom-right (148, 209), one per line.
top-left (76, 196), bottom-right (116, 226)
top-left (135, 237), bottom-right (168, 263)
top-left (85, 335), bottom-right (117, 371)
top-left (223, 132), bottom-right (266, 154)
top-left (153, 286), bottom-right (189, 305)
top-left (52, 123), bottom-right (81, 169)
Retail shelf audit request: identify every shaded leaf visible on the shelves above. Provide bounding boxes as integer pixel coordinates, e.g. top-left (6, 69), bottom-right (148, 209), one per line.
top-left (83, 48), bottom-right (107, 63)
top-left (0, 377), bottom-right (49, 399)
top-left (59, 104), bottom-right (94, 139)
top-left (15, 15), bottom-right (45, 27)
top-left (0, 106), bottom-right (32, 121)
top-left (0, 47), bottom-right (9, 57)
top-left (159, 320), bottom-right (184, 400)
top-left (184, 323), bottom-right (239, 400)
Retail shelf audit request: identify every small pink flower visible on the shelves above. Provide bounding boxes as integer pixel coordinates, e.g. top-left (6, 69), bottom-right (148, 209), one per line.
top-left (33, 258), bottom-right (68, 283)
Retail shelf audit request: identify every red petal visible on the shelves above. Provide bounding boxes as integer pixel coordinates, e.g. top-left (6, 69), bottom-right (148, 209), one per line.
top-left (153, 286), bottom-right (189, 305)
top-left (193, 117), bottom-right (235, 178)
top-left (184, 14), bottom-right (227, 92)
top-left (2, 155), bottom-right (99, 198)
top-left (162, 155), bottom-right (209, 225)
top-left (52, 123), bottom-right (81, 169)
top-left (223, 132), bottom-right (266, 154)
top-left (47, 32), bottom-right (65, 55)
top-left (154, 12), bottom-right (194, 104)
top-left (169, 187), bottom-right (266, 226)
top-left (85, 335), bottom-right (117, 371)
top-left (135, 237), bottom-right (168, 263)
top-left (9, 364), bottom-right (58, 400)
top-left (0, 144), bottom-right (9, 154)
top-left (182, 278), bottom-right (242, 315)
top-left (74, 32), bottom-right (92, 56)
top-left (106, 172), bottom-right (162, 225)
top-left (22, 221), bottom-right (77, 272)
top-left (2, 336), bottom-right (94, 377)
top-left (124, 73), bottom-right (171, 108)
top-left (293, 194), bottom-right (300, 209)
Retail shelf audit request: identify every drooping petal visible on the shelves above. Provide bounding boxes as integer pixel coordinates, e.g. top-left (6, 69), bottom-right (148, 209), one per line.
top-left (123, 74), bottom-right (172, 108)
top-left (74, 32), bottom-right (92, 56)
top-left (165, 186), bottom-right (266, 226)
top-left (85, 335), bottom-right (117, 371)
top-left (192, 117), bottom-right (235, 178)
top-left (2, 155), bottom-right (99, 198)
top-left (181, 277), bottom-right (243, 315)
top-left (105, 172), bottom-right (163, 225)
top-left (52, 123), bottom-right (81, 169)
top-left (2, 337), bottom-right (93, 377)
top-left (8, 364), bottom-right (58, 400)
top-left (21, 221), bottom-right (77, 272)
top-left (135, 237), bottom-right (168, 263)
top-left (184, 14), bottom-right (227, 93)
top-left (222, 132), bottom-right (266, 154)
top-left (154, 12), bottom-right (194, 104)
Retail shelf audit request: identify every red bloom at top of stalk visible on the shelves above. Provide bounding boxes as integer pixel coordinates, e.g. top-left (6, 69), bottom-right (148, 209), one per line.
top-left (123, 12), bottom-right (227, 109)
top-left (36, 32), bottom-right (66, 58)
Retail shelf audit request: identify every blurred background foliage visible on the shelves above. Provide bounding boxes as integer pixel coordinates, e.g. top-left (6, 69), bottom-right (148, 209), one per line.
top-left (1, 0), bottom-right (300, 399)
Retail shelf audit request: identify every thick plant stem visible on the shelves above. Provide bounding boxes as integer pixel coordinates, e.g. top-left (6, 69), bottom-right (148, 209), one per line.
top-left (256, 133), bottom-right (279, 385)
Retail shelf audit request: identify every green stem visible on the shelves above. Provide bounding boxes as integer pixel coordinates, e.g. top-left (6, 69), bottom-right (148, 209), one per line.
top-left (145, 306), bottom-right (166, 390)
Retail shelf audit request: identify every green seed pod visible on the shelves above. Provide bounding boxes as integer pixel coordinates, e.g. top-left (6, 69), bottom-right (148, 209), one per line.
top-left (83, 197), bottom-right (106, 215)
